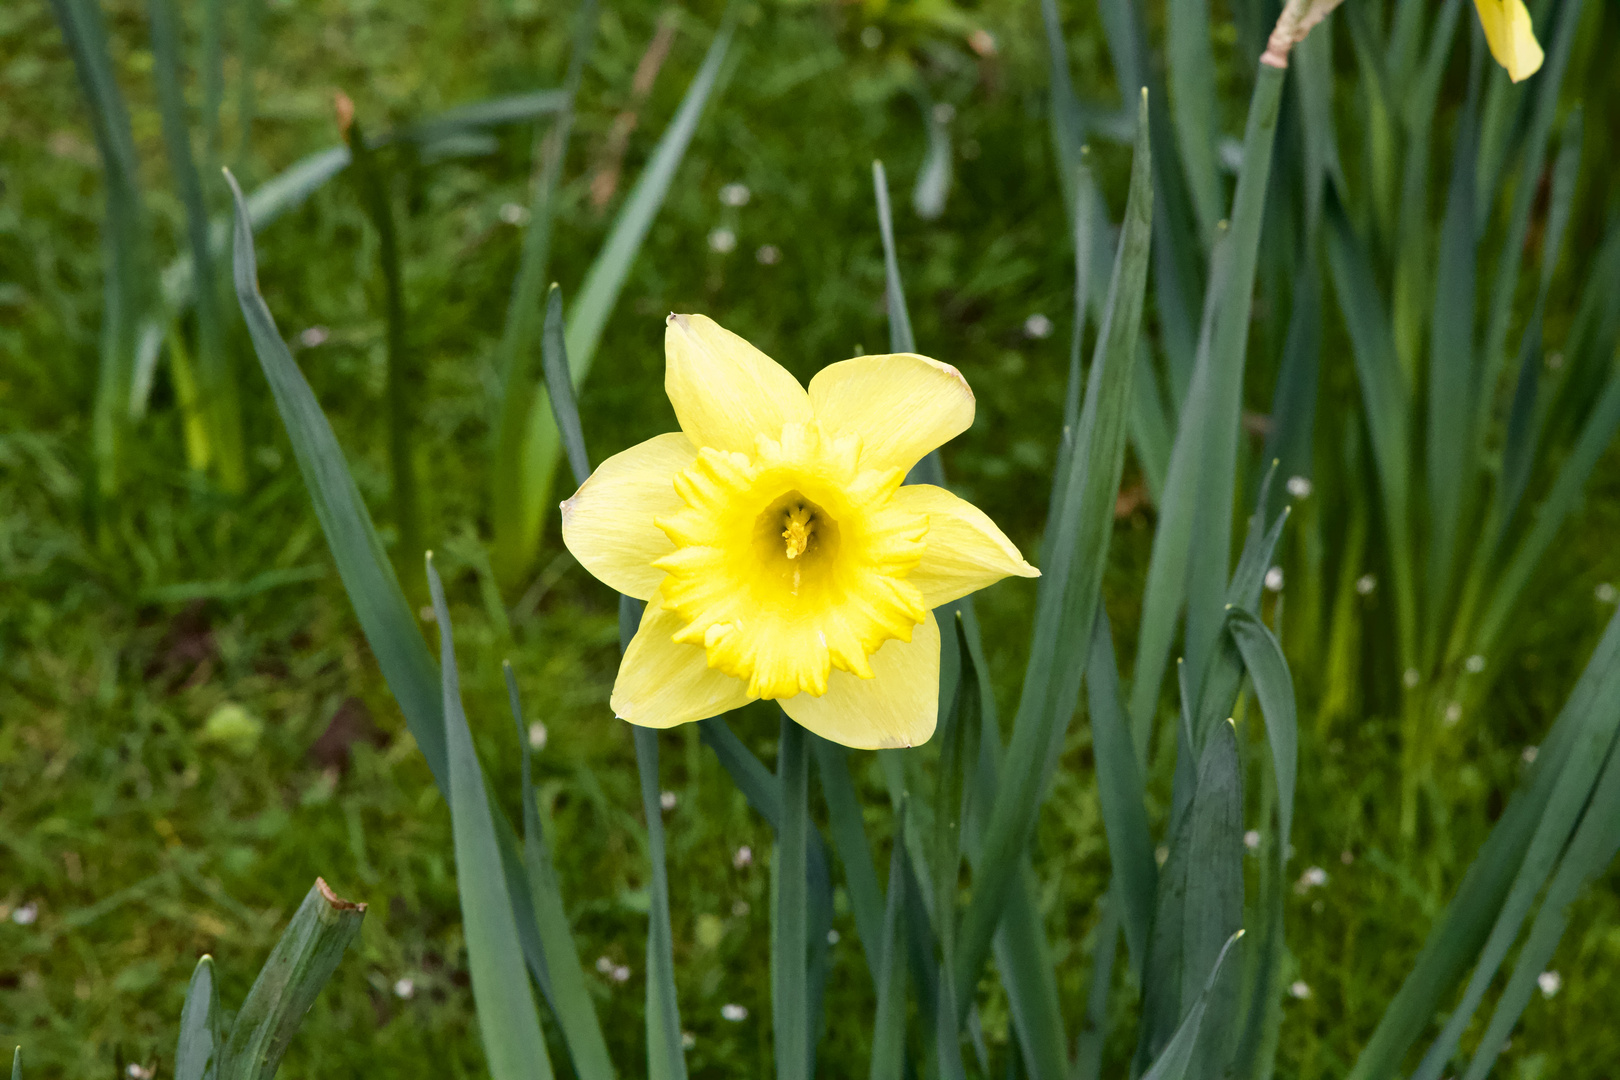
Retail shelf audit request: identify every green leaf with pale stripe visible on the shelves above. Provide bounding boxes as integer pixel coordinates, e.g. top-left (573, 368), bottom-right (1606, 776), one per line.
top-left (175, 955), bottom-right (222, 1080)
top-left (1140, 932), bottom-right (1245, 1080)
top-left (427, 557), bottom-right (554, 1080)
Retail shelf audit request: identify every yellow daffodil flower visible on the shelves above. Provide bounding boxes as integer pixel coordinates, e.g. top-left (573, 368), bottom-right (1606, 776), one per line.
top-left (1474, 0), bottom-right (1543, 82)
top-left (561, 314), bottom-right (1039, 749)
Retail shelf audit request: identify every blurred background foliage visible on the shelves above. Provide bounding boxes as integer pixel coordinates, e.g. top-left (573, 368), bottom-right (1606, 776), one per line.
top-left (3, 0), bottom-right (1620, 1075)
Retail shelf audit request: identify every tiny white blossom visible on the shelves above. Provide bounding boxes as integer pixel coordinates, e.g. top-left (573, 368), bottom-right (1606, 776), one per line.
top-left (708, 227), bottom-right (737, 254)
top-left (719, 183), bottom-right (751, 207)
top-left (12, 902), bottom-right (37, 926)
top-left (499, 202), bottom-right (530, 225)
top-left (733, 845), bottom-right (753, 868)
top-left (755, 244), bottom-right (782, 265)
top-left (1597, 583), bottom-right (1618, 604)
top-left (931, 102), bottom-right (956, 125)
top-left (528, 721), bottom-right (548, 751)
top-left (1443, 702), bottom-right (1463, 726)
top-left (1341, 850), bottom-right (1355, 865)
top-left (1356, 573), bottom-right (1378, 596)
top-left (299, 326), bottom-right (330, 348)
top-left (393, 977), bottom-right (415, 1000)
top-left (827, 929), bottom-right (841, 944)
top-left (1538, 970), bottom-right (1562, 997)
top-left (1403, 668), bottom-right (1421, 689)
top-left (596, 955), bottom-right (614, 974)
top-left (721, 1002), bottom-right (749, 1021)
top-left (127, 1066), bottom-right (153, 1080)
top-left (1243, 829), bottom-right (1262, 850)
top-left (1522, 745), bottom-right (1539, 764)
top-left (731, 899), bottom-right (750, 916)
top-left (1465, 654), bottom-right (1486, 674)
top-left (1296, 867), bottom-right (1327, 893)
top-left (1023, 313), bottom-right (1054, 339)
top-left (1285, 475), bottom-right (1313, 499)
top-left (860, 25), bottom-right (883, 48)
top-left (612, 965), bottom-right (631, 983)
top-left (1264, 567), bottom-right (1285, 592)
top-left (682, 1032), bottom-right (697, 1049)
top-left (1289, 980), bottom-right (1312, 1000)
top-left (660, 790), bottom-right (678, 812)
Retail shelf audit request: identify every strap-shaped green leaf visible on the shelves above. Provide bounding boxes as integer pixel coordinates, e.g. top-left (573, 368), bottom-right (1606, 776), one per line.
top-left (427, 557), bottom-right (555, 1080)
top-left (1166, 0), bottom-right (1221, 243)
top-left (868, 804), bottom-right (909, 1080)
top-left (175, 955), bottom-right (222, 1080)
top-left (773, 716), bottom-right (811, 1080)
top-left (218, 880), bottom-right (367, 1080)
top-left (1140, 931), bottom-right (1245, 1080)
top-left (813, 738), bottom-right (885, 982)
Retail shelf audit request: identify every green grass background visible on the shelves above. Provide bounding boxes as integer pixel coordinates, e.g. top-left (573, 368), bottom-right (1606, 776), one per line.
top-left (4, 0), bottom-right (1620, 1075)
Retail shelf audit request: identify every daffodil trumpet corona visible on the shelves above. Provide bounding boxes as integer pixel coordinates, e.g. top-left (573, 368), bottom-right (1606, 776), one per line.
top-left (561, 314), bottom-right (1038, 750)
top-left (1474, 0), bottom-right (1544, 82)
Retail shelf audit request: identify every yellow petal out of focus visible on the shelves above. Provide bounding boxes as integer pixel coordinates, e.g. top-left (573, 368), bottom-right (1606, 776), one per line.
top-left (1473, 0), bottom-right (1544, 83)
top-left (560, 313), bottom-right (1039, 750)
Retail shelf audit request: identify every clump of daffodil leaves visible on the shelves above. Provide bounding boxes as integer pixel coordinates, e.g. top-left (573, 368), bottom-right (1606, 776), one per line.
top-left (562, 314), bottom-right (1037, 750)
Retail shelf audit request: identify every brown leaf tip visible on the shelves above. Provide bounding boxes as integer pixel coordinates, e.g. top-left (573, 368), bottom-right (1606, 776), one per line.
top-left (316, 877), bottom-right (367, 911)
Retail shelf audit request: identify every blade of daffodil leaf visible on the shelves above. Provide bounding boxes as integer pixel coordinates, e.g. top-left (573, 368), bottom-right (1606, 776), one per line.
top-left (1294, 15), bottom-right (1342, 237)
top-left (175, 955), bottom-right (222, 1080)
top-left (10, 1047), bottom-right (17, 1080)
top-left (813, 737), bottom-right (885, 982)
top-left (774, 714), bottom-right (811, 1080)
top-left (1476, 0), bottom-right (1585, 444)
top-left (868, 803), bottom-right (908, 1080)
top-left (1166, 0), bottom-right (1221, 244)
top-left (1178, 61), bottom-right (1286, 711)
top-left (516, 9), bottom-right (739, 571)
top-left (542, 284), bottom-right (591, 486)
top-left (505, 665), bottom-right (616, 1080)
top-left (1323, 188), bottom-right (1417, 669)
top-left (1261, 267), bottom-right (1322, 521)
top-left (1179, 719), bottom-right (1244, 1079)
top-left (489, 0), bottom-right (597, 587)
top-left (218, 880), bottom-right (367, 1080)
top-left (954, 86), bottom-right (1152, 1033)
top-left (872, 160), bottom-right (917, 355)
top-left (1460, 734), bottom-right (1620, 1080)
top-left (225, 169), bottom-right (555, 1007)
top-left (426, 556), bottom-right (555, 1080)
top-left (148, 0), bottom-right (244, 491)
top-left (1085, 609), bottom-right (1155, 977)
top-left (1072, 894), bottom-right (1122, 1080)
top-left (1409, 635), bottom-right (1620, 1080)
top-left (1347, 610), bottom-right (1620, 1080)
top-left (1140, 931), bottom-right (1246, 1080)
top-left (1040, 0), bottom-right (1086, 221)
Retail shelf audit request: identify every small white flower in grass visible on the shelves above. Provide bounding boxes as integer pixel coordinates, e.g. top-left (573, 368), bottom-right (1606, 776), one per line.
top-left (755, 244), bottom-right (781, 265)
top-left (682, 1032), bottom-right (696, 1050)
top-left (612, 965), bottom-right (631, 983)
top-left (1264, 567), bottom-right (1285, 592)
top-left (1341, 850), bottom-right (1355, 865)
top-left (860, 25), bottom-right (883, 48)
top-left (1597, 582), bottom-right (1618, 605)
top-left (1443, 702), bottom-right (1463, 726)
top-left (419, 605), bottom-right (436, 623)
top-left (1289, 980), bottom-right (1312, 1000)
top-left (732, 899), bottom-right (750, 916)
top-left (499, 202), bottom-right (530, 226)
top-left (1356, 573), bottom-right (1378, 596)
top-left (733, 844), bottom-right (753, 868)
top-left (1523, 745), bottom-right (1539, 764)
top-left (527, 721), bottom-right (548, 751)
top-left (719, 183), bottom-right (751, 207)
top-left (1023, 313), bottom-right (1054, 340)
top-left (1285, 475), bottom-right (1313, 500)
top-left (12, 902), bottom-right (38, 926)
top-left (299, 326), bottom-right (330, 348)
top-left (1296, 867), bottom-right (1327, 894)
top-left (931, 102), bottom-right (956, 125)
top-left (127, 1065), bottom-right (153, 1080)
top-left (707, 227), bottom-right (737, 254)
top-left (721, 1003), bottom-right (749, 1022)
top-left (1244, 829), bottom-right (1262, 851)
top-left (596, 955), bottom-right (614, 974)
top-left (393, 977), bottom-right (415, 1000)
top-left (1403, 668), bottom-right (1422, 689)
top-left (1465, 654), bottom-right (1486, 674)
top-left (660, 790), bottom-right (678, 811)
top-left (1538, 970), bottom-right (1561, 998)
top-left (827, 929), bottom-right (840, 944)
top-left (1547, 351), bottom-right (1565, 371)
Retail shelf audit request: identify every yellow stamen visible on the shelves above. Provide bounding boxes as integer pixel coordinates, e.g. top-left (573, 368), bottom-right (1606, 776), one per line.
top-left (782, 505), bottom-right (814, 560)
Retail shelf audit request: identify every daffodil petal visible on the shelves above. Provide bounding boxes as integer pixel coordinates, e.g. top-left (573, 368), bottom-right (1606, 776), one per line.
top-left (780, 611), bottom-right (940, 749)
top-left (1474, 0), bottom-right (1543, 82)
top-left (612, 597), bottom-right (755, 727)
top-left (892, 484), bottom-right (1040, 606)
top-left (807, 353), bottom-right (975, 472)
top-left (665, 313), bottom-right (811, 453)
top-left (561, 432), bottom-right (695, 601)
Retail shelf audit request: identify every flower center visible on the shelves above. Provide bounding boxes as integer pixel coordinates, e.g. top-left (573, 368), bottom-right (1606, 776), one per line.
top-left (652, 424), bottom-right (929, 699)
